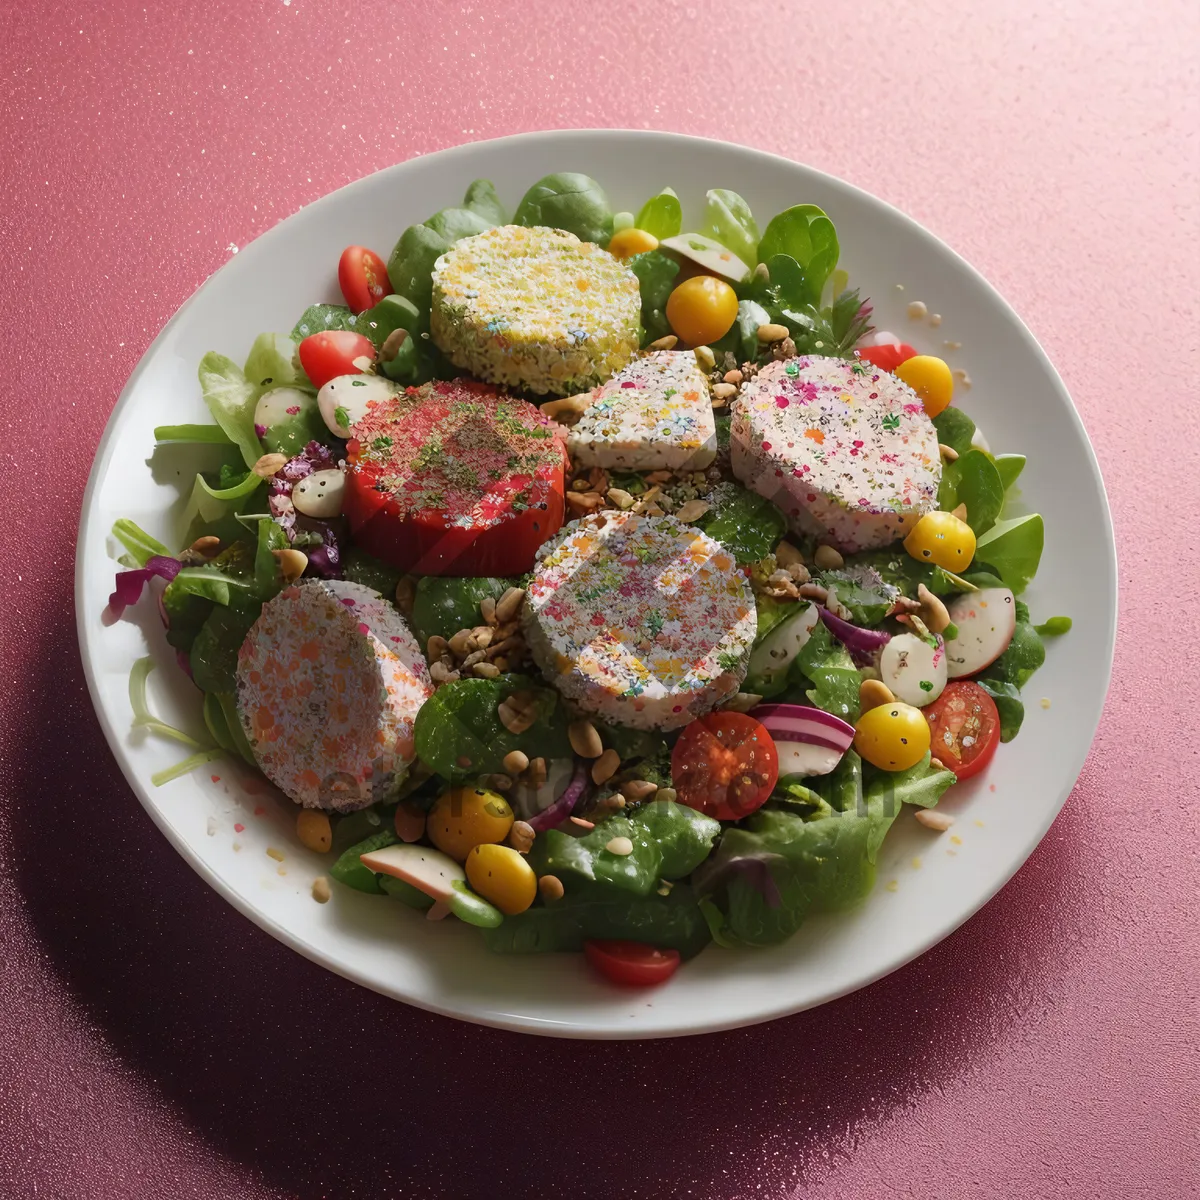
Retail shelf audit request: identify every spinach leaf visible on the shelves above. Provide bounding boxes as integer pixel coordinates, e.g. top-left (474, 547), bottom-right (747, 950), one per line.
top-left (410, 575), bottom-right (519, 647)
top-left (356, 293), bottom-right (422, 349)
top-left (513, 172), bottom-right (613, 245)
top-left (816, 569), bottom-right (895, 625)
top-left (635, 188), bottom-right (682, 240)
top-left (190, 600), bottom-right (259, 694)
top-left (413, 675), bottom-right (571, 782)
top-left (931, 406), bottom-right (976, 456)
top-left (695, 482), bottom-right (786, 563)
top-left (756, 204), bottom-right (839, 304)
top-left (529, 801), bottom-right (719, 898)
top-left (974, 514), bottom-right (1045, 594)
top-left (387, 206), bottom-right (494, 331)
top-left (628, 250), bottom-right (679, 345)
top-left (462, 178), bottom-right (508, 225)
top-left (480, 882), bottom-right (711, 958)
top-left (290, 303), bottom-right (375, 342)
top-left (938, 449), bottom-right (1005, 535)
top-left (330, 806), bottom-right (390, 856)
top-left (977, 679), bottom-right (1024, 742)
top-left (979, 616), bottom-right (1045, 689)
top-left (701, 188), bottom-right (759, 266)
top-left (993, 453), bottom-right (1026, 492)
top-left (733, 299), bottom-right (772, 362)
top-left (341, 547), bottom-right (405, 599)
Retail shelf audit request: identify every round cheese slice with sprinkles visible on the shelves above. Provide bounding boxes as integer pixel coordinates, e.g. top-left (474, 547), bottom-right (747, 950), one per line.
top-left (430, 224), bottom-right (642, 396)
top-left (236, 580), bottom-right (432, 812)
top-left (522, 511), bottom-right (756, 731)
top-left (730, 356), bottom-right (941, 553)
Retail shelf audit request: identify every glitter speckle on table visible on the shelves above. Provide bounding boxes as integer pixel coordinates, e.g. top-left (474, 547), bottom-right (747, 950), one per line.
top-left (2, 2), bottom-right (1197, 1199)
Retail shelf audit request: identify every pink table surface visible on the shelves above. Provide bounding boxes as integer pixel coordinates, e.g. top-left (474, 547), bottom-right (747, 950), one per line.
top-left (2, 1), bottom-right (1197, 1197)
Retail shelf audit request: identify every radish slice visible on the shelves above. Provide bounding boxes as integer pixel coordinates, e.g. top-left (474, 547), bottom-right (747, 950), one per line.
top-left (879, 632), bottom-right (947, 706)
top-left (359, 843), bottom-right (464, 901)
top-left (746, 603), bottom-right (820, 694)
top-left (776, 741), bottom-right (844, 777)
top-left (751, 702), bottom-right (855, 778)
top-left (945, 587), bottom-right (1016, 677)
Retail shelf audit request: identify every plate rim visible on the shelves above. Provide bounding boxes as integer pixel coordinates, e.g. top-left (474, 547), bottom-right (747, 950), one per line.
top-left (74, 128), bottom-right (1118, 1038)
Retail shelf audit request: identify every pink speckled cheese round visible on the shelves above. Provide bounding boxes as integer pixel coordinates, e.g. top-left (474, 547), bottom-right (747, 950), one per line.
top-left (235, 580), bottom-right (432, 811)
top-left (730, 356), bottom-right (941, 552)
top-left (522, 511), bottom-right (756, 730)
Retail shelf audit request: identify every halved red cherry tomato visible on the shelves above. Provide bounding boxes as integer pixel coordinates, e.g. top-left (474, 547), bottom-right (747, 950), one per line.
top-left (923, 681), bottom-right (1001, 781)
top-left (584, 940), bottom-right (681, 987)
top-left (856, 342), bottom-right (918, 372)
top-left (298, 331), bottom-right (376, 390)
top-left (338, 246), bottom-right (393, 314)
top-left (670, 711), bottom-right (779, 821)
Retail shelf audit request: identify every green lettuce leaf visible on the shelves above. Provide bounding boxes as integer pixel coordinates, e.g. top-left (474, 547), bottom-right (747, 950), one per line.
top-left (701, 188), bottom-right (759, 265)
top-left (635, 188), bottom-right (682, 240)
top-left (197, 352), bottom-right (262, 469)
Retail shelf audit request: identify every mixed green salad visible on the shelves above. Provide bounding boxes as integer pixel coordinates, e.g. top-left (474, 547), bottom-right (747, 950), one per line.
top-left (108, 169), bottom-right (1067, 988)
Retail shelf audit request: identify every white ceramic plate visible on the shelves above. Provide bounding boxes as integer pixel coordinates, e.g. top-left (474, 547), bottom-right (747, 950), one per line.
top-left (76, 130), bottom-right (1116, 1038)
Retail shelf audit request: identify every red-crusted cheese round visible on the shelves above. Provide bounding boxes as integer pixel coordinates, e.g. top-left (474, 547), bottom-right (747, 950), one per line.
top-left (343, 379), bottom-right (568, 575)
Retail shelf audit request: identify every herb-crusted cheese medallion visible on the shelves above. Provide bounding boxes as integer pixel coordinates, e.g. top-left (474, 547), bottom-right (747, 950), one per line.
top-left (430, 224), bottom-right (642, 396)
top-left (567, 350), bottom-right (717, 471)
top-left (236, 580), bottom-right (432, 812)
top-left (730, 356), bottom-right (941, 553)
top-left (522, 511), bottom-right (756, 730)
top-left (343, 379), bottom-right (568, 576)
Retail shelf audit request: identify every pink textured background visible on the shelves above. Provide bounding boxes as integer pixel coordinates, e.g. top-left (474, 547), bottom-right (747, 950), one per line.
top-left (2, 1), bottom-right (1197, 1197)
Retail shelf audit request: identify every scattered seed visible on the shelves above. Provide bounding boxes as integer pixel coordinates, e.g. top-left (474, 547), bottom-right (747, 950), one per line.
top-left (775, 540), bottom-right (804, 567)
top-left (1040, 697), bottom-right (1052, 710)
top-left (311, 876), bottom-right (331, 903)
top-left (752, 262), bottom-right (770, 285)
top-left (569, 719), bottom-right (604, 759)
top-left (571, 816), bottom-right (596, 830)
top-left (380, 327), bottom-right (408, 361)
top-left (472, 661), bottom-right (500, 679)
top-left (860, 678), bottom-right (896, 710)
top-left (448, 628), bottom-right (474, 656)
top-left (272, 548), bottom-right (308, 582)
top-left (711, 393), bottom-right (729, 410)
top-left (607, 487), bottom-right (636, 510)
top-left (526, 756), bottom-right (548, 787)
top-left (494, 587), bottom-right (526, 624)
top-left (907, 300), bottom-right (928, 320)
top-left (605, 836), bottom-right (634, 856)
top-left (798, 582), bottom-right (828, 603)
top-left (502, 750), bottom-right (529, 777)
top-left (646, 334), bottom-right (679, 352)
top-left (917, 583), bottom-right (951, 634)
top-left (929, 313), bottom-right (943, 327)
top-left (943, 340), bottom-right (962, 351)
top-left (813, 544), bottom-right (844, 570)
top-left (951, 502), bottom-right (968, 522)
top-left (539, 874), bottom-right (565, 901)
top-left (571, 477), bottom-right (592, 492)
top-left (252, 452), bottom-right (289, 478)
top-left (429, 661), bottom-right (458, 685)
top-left (787, 562), bottom-right (810, 584)
top-left (565, 490), bottom-right (603, 512)
top-left (693, 344), bottom-right (716, 370)
top-left (939, 442), bottom-right (959, 462)
top-left (711, 382), bottom-right (737, 402)
top-left (654, 787), bottom-right (677, 803)
top-left (189, 535), bottom-right (221, 557)
top-left (426, 635), bottom-right (449, 662)
top-left (508, 820), bottom-right (535, 854)
top-left (296, 809), bottom-right (332, 853)
top-left (619, 779), bottom-right (659, 802)
top-left (498, 693), bottom-right (538, 735)
top-left (952, 368), bottom-right (972, 389)
top-left (915, 809), bottom-right (955, 831)
top-left (480, 596), bottom-right (497, 626)
top-left (757, 323), bottom-right (789, 344)
top-left (930, 757), bottom-right (947, 771)
top-left (675, 498), bottom-right (710, 523)
top-left (470, 625), bottom-right (495, 650)
top-left (266, 846), bottom-right (285, 863)
top-left (723, 369), bottom-right (743, 385)
top-left (591, 748), bottom-right (621, 784)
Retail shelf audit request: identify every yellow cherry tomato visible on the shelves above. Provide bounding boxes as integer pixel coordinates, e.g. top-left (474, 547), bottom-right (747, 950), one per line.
top-left (854, 702), bottom-right (931, 772)
top-left (427, 787), bottom-right (514, 863)
top-left (895, 354), bottom-right (954, 418)
top-left (607, 227), bottom-right (659, 260)
top-left (665, 275), bottom-right (738, 346)
top-left (465, 843), bottom-right (537, 915)
top-left (903, 510), bottom-right (976, 572)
